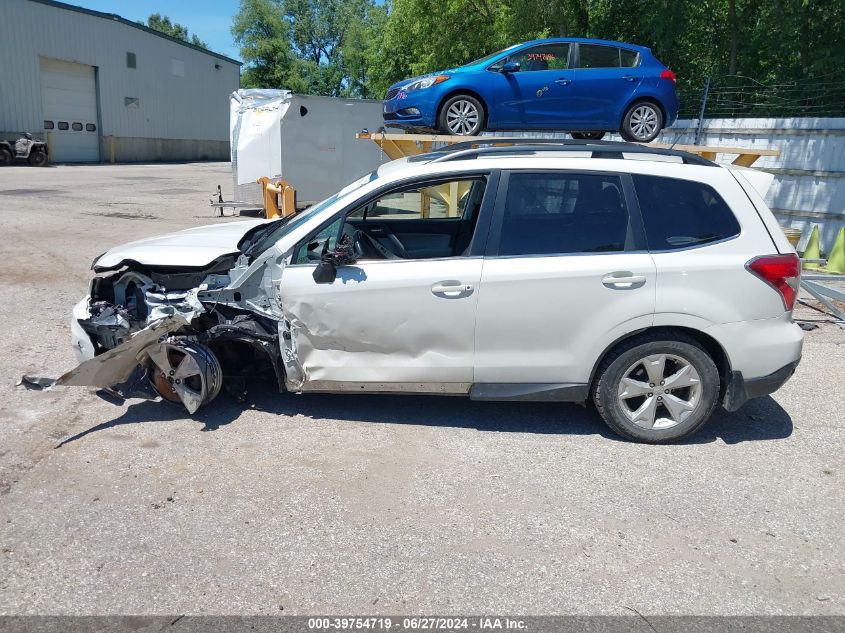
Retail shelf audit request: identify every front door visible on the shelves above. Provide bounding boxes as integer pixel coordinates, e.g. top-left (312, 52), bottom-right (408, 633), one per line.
top-left (491, 42), bottom-right (574, 128)
top-left (474, 170), bottom-right (656, 386)
top-left (278, 174), bottom-right (494, 390)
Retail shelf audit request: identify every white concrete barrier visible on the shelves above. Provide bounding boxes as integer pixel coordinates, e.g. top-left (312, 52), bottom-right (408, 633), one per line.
top-left (662, 118), bottom-right (845, 252)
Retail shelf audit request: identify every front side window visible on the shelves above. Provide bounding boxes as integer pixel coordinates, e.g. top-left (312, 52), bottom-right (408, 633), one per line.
top-left (497, 172), bottom-right (631, 256)
top-left (348, 179), bottom-right (481, 221)
top-left (632, 174), bottom-right (740, 250)
top-left (295, 176), bottom-right (488, 263)
top-left (493, 43), bottom-right (570, 72)
top-left (578, 44), bottom-right (625, 69)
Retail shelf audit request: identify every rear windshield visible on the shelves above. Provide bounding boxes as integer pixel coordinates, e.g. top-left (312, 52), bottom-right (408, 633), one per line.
top-left (632, 174), bottom-right (740, 250)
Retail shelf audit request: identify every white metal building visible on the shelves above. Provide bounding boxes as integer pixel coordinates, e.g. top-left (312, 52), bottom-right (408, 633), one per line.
top-left (0, 0), bottom-right (241, 163)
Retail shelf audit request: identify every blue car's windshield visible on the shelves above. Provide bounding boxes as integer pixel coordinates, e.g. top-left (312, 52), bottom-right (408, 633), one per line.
top-left (462, 44), bottom-right (520, 67)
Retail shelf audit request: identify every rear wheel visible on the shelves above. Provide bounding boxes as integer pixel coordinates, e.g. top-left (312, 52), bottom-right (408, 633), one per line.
top-left (437, 94), bottom-right (485, 136)
top-left (570, 131), bottom-right (606, 141)
top-left (592, 333), bottom-right (720, 443)
top-left (28, 149), bottom-right (48, 167)
top-left (620, 101), bottom-right (663, 143)
top-left (0, 147), bottom-right (12, 166)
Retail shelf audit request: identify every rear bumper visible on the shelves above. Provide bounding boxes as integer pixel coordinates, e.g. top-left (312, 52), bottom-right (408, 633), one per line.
top-left (722, 359), bottom-right (799, 411)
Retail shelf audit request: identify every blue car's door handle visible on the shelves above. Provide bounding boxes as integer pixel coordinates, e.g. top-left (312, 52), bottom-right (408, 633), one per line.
top-left (622, 75), bottom-right (636, 82)
top-left (555, 78), bottom-right (571, 86)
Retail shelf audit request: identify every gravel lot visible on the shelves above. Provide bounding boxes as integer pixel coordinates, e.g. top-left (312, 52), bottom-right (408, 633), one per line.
top-left (0, 163), bottom-right (843, 616)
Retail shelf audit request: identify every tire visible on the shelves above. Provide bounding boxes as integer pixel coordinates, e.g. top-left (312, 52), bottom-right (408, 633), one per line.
top-left (619, 100), bottom-right (663, 143)
top-left (27, 149), bottom-right (48, 167)
top-left (591, 332), bottom-right (720, 443)
top-left (570, 131), bottom-right (606, 141)
top-left (437, 94), bottom-right (485, 136)
top-left (0, 147), bottom-right (12, 166)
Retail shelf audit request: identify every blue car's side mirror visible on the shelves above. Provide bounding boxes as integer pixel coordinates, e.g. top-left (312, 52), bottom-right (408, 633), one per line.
top-left (501, 61), bottom-right (521, 73)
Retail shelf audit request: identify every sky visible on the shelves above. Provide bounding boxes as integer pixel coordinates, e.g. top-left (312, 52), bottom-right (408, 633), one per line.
top-left (67, 0), bottom-right (244, 61)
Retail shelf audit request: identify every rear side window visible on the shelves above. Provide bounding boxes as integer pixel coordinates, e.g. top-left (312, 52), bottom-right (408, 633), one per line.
top-left (620, 49), bottom-right (639, 67)
top-left (632, 174), bottom-right (740, 250)
top-left (579, 44), bottom-right (623, 68)
top-left (497, 173), bottom-right (632, 256)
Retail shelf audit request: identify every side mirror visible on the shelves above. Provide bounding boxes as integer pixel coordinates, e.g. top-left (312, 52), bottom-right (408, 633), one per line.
top-left (312, 259), bottom-right (337, 284)
top-left (501, 61), bottom-right (521, 74)
top-left (312, 233), bottom-right (358, 284)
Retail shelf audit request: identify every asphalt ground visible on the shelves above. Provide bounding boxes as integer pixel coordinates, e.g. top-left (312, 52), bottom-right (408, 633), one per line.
top-left (0, 163), bottom-right (842, 615)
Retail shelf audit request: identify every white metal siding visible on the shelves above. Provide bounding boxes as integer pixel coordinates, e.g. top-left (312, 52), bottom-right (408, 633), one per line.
top-left (660, 117), bottom-right (845, 251)
top-left (0, 0), bottom-right (240, 150)
top-left (40, 57), bottom-right (99, 161)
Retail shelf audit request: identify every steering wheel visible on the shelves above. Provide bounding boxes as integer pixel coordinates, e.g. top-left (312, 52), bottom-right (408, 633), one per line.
top-left (355, 228), bottom-right (408, 259)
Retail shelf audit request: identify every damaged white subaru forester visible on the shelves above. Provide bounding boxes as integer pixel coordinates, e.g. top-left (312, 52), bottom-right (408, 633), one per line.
top-left (54, 140), bottom-right (803, 443)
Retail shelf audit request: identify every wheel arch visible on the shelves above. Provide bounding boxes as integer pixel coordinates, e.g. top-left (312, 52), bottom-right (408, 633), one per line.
top-left (588, 325), bottom-right (732, 400)
top-left (436, 88), bottom-right (489, 128)
top-left (619, 95), bottom-right (667, 131)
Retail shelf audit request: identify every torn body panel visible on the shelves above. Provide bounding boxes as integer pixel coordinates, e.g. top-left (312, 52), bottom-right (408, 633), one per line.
top-left (58, 246), bottom-right (290, 413)
top-left (275, 259), bottom-right (483, 391)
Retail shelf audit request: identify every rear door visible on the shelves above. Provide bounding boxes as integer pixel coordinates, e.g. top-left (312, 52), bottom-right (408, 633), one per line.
top-left (474, 170), bottom-right (656, 386)
top-left (565, 44), bottom-right (643, 128)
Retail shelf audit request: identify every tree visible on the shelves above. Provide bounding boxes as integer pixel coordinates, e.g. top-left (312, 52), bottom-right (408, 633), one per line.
top-left (145, 13), bottom-right (208, 48)
top-left (232, 0), bottom-right (845, 114)
top-left (232, 0), bottom-right (383, 96)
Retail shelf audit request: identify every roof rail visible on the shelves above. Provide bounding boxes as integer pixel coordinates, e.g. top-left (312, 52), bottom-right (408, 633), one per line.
top-left (428, 138), bottom-right (716, 167)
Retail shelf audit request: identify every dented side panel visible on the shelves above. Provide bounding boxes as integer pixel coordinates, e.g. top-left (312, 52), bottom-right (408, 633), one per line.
top-left (277, 258), bottom-right (484, 388)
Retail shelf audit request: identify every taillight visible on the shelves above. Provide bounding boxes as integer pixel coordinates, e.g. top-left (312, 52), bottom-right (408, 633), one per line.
top-left (660, 69), bottom-right (677, 83)
top-left (746, 254), bottom-right (801, 311)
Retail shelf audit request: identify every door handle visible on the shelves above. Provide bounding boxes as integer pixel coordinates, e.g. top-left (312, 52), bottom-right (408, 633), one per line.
top-left (602, 272), bottom-right (647, 289)
top-left (555, 78), bottom-right (571, 86)
top-left (431, 280), bottom-right (474, 297)
top-left (622, 75), bottom-right (636, 82)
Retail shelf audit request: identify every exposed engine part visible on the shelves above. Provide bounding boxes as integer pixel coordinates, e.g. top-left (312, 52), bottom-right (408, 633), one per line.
top-left (146, 342), bottom-right (223, 414)
top-left (79, 301), bottom-right (132, 350)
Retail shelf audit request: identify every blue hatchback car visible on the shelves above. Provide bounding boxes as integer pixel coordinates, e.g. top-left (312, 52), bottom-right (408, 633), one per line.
top-left (383, 38), bottom-right (678, 142)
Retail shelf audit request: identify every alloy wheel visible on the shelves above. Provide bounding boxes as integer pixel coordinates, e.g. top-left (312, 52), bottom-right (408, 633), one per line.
top-left (629, 104), bottom-right (659, 141)
top-left (147, 342), bottom-right (222, 413)
top-left (445, 99), bottom-right (480, 135)
top-left (617, 353), bottom-right (702, 429)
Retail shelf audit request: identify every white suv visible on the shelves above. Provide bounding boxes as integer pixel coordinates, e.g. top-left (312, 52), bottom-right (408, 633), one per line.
top-left (64, 141), bottom-right (803, 443)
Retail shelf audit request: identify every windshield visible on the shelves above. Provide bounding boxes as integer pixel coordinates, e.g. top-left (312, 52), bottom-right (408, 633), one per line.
top-left (242, 170), bottom-right (378, 257)
top-left (462, 44), bottom-right (520, 67)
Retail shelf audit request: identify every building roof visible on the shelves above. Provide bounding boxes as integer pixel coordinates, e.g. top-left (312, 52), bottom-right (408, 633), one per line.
top-left (28, 0), bottom-right (243, 66)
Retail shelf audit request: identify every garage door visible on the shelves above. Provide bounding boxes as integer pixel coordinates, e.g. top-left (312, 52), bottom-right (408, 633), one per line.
top-left (40, 58), bottom-right (99, 162)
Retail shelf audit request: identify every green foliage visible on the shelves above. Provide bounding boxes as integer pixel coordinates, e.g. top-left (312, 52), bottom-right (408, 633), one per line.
top-left (233, 0), bottom-right (845, 114)
top-left (144, 13), bottom-right (208, 49)
top-left (232, 0), bottom-right (385, 96)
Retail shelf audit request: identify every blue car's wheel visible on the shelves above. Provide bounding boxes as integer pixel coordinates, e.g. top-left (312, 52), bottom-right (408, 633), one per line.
top-left (621, 101), bottom-right (663, 143)
top-left (438, 95), bottom-right (485, 136)
top-left (571, 131), bottom-right (606, 141)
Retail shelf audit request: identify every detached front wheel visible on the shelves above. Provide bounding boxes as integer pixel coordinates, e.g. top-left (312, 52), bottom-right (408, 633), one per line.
top-left (592, 334), bottom-right (720, 443)
top-left (620, 101), bottom-right (663, 143)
